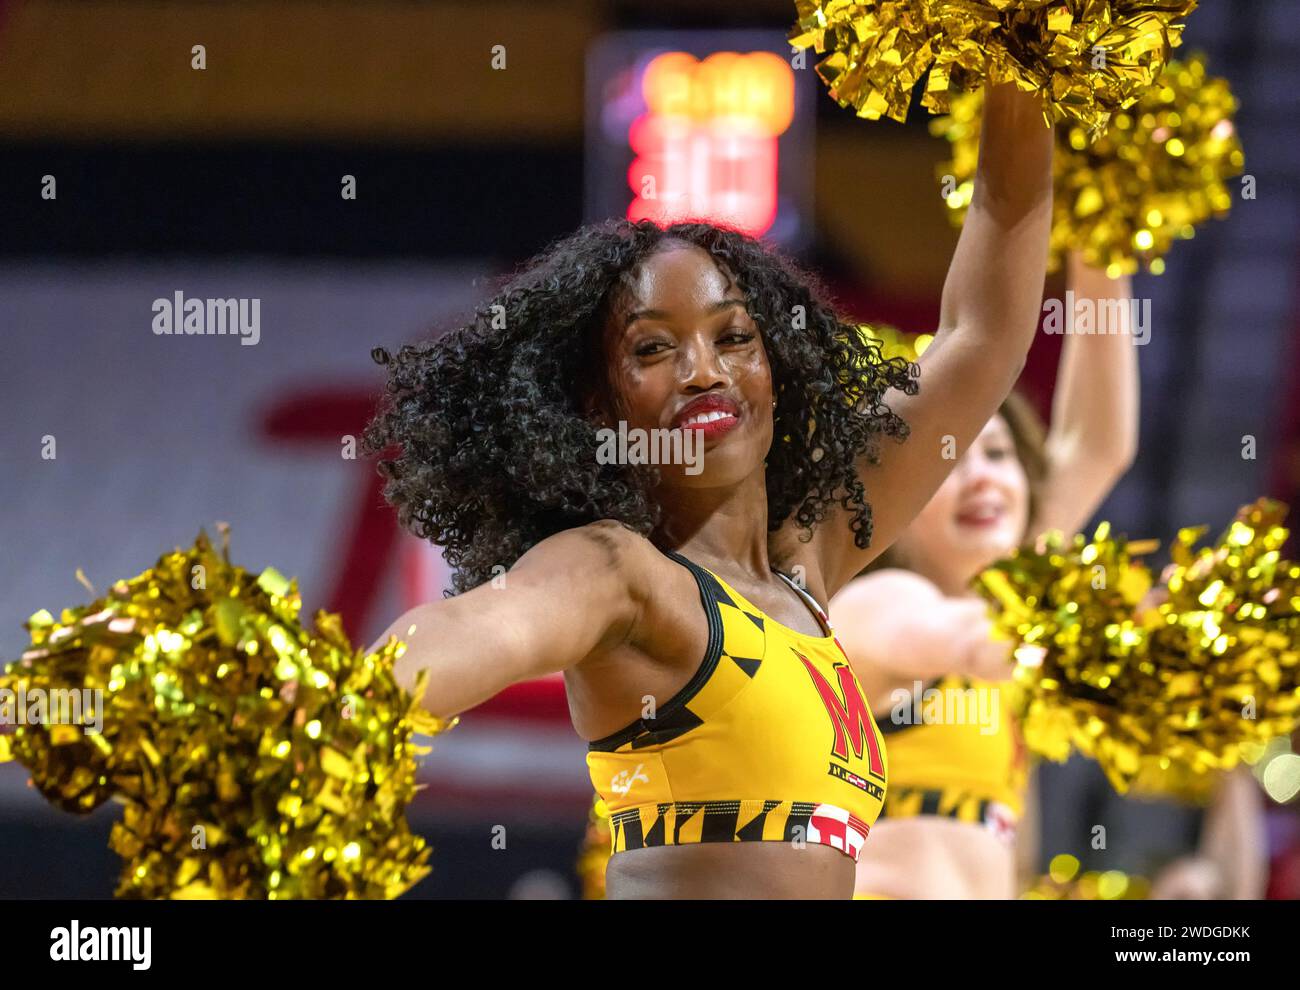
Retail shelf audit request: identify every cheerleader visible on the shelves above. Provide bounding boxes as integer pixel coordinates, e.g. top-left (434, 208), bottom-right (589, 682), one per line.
top-left (366, 83), bottom-right (1052, 899)
top-left (830, 252), bottom-right (1139, 899)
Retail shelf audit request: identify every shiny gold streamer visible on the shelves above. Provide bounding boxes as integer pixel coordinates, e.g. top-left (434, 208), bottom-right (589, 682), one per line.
top-left (933, 52), bottom-right (1245, 275)
top-left (0, 529), bottom-right (452, 899)
top-left (977, 499), bottom-right (1300, 793)
top-left (1127, 754), bottom-right (1221, 804)
top-left (789, 0), bottom-right (1196, 130)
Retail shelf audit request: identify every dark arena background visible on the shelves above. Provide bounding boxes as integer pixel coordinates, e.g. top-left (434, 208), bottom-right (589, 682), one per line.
top-left (1, 0), bottom-right (1299, 907)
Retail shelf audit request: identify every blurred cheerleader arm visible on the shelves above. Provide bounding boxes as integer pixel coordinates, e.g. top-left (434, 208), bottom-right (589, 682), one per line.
top-left (830, 569), bottom-right (1014, 705)
top-left (817, 82), bottom-right (1053, 594)
top-left (1200, 766), bottom-right (1269, 900)
top-left (370, 521), bottom-right (648, 720)
top-left (1016, 767), bottom-right (1042, 894)
top-left (1151, 768), bottom-right (1269, 899)
top-left (1030, 253), bottom-right (1140, 537)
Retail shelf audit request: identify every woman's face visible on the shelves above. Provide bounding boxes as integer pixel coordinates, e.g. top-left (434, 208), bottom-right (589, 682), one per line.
top-left (891, 414), bottom-right (1030, 585)
top-left (597, 243), bottom-right (775, 489)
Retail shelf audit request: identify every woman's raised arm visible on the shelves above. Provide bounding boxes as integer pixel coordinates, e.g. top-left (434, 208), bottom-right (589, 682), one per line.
top-left (1031, 252), bottom-right (1140, 538)
top-left (817, 83), bottom-right (1054, 594)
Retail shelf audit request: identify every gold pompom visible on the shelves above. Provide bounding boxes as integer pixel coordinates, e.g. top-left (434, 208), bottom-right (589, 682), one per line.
top-left (0, 530), bottom-right (452, 899)
top-left (789, 0), bottom-right (937, 124)
top-left (977, 499), bottom-right (1300, 793)
top-left (790, 0), bottom-right (1196, 130)
top-left (1148, 499), bottom-right (1300, 769)
top-left (933, 52), bottom-right (1245, 275)
top-left (1127, 755), bottom-right (1221, 804)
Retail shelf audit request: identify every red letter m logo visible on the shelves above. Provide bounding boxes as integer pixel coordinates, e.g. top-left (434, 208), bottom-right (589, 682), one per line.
top-left (797, 652), bottom-right (884, 777)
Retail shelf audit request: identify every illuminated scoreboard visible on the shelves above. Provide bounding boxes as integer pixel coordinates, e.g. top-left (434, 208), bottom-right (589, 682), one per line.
top-left (585, 31), bottom-right (815, 249)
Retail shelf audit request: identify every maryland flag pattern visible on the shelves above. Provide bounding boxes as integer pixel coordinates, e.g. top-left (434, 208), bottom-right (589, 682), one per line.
top-left (610, 799), bottom-right (874, 860)
top-left (877, 785), bottom-right (1019, 845)
top-left (879, 785), bottom-right (992, 823)
top-left (587, 550), bottom-right (887, 864)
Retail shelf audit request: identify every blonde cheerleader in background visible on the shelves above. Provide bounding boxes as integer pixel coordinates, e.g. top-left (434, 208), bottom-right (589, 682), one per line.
top-left (830, 252), bottom-right (1138, 899)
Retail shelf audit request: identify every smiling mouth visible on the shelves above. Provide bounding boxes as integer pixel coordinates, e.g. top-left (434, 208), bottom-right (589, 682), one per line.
top-left (672, 395), bottom-right (742, 440)
top-left (679, 409), bottom-right (740, 440)
top-left (955, 506), bottom-right (1005, 528)
top-left (681, 409), bottom-right (736, 428)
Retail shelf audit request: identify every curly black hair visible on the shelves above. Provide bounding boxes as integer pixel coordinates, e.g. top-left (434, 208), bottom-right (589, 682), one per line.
top-left (363, 219), bottom-right (917, 595)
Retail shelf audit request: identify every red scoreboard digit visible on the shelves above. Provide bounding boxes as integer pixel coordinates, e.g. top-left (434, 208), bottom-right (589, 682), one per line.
top-left (585, 30), bottom-right (815, 250)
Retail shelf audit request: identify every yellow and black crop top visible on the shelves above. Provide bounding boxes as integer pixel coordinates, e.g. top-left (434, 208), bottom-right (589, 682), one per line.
top-left (877, 674), bottom-right (1027, 832)
top-left (586, 550), bottom-right (888, 862)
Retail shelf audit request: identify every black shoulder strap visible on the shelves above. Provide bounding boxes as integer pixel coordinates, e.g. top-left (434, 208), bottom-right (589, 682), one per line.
top-left (586, 548), bottom-right (725, 752)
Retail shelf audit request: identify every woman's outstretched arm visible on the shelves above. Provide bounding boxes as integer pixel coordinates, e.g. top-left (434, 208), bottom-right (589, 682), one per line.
top-left (817, 82), bottom-right (1055, 594)
top-left (1031, 252), bottom-right (1140, 538)
top-left (829, 569), bottom-right (1015, 706)
top-left (371, 521), bottom-right (647, 720)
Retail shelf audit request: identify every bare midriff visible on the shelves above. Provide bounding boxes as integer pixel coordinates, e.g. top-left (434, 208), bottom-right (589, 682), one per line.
top-left (604, 840), bottom-right (856, 899)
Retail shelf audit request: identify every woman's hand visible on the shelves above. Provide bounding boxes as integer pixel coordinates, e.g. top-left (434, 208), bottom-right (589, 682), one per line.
top-left (966, 632), bottom-right (1018, 683)
top-left (1135, 583), bottom-right (1170, 621)
top-left (831, 569), bottom-right (1017, 705)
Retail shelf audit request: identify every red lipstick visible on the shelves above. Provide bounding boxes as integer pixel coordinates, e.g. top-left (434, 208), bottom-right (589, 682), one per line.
top-left (672, 394), bottom-right (742, 441)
